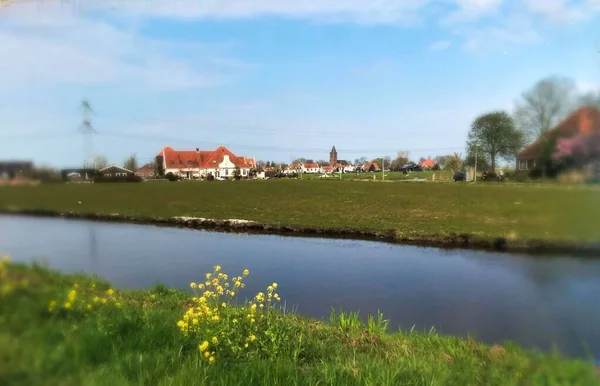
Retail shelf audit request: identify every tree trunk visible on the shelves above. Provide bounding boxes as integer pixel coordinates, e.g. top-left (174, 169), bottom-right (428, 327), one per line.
top-left (490, 152), bottom-right (496, 172)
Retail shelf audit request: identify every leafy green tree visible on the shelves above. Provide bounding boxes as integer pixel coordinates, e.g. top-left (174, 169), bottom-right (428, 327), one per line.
top-left (443, 153), bottom-right (463, 173)
top-left (467, 111), bottom-right (523, 171)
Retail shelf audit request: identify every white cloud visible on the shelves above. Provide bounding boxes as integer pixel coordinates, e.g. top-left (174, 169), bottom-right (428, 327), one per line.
top-left (428, 40), bottom-right (452, 50)
top-left (0, 2), bottom-right (250, 92)
top-left (523, 0), bottom-right (587, 22)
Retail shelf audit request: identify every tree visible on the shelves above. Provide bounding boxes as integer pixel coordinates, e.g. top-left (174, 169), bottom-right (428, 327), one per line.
top-left (124, 154), bottom-right (138, 172)
top-left (317, 160), bottom-right (330, 166)
top-left (467, 111), bottom-right (524, 171)
top-left (149, 160), bottom-right (161, 177)
top-left (354, 157), bottom-right (367, 166)
top-left (93, 155), bottom-right (108, 169)
top-left (443, 153), bottom-right (463, 173)
top-left (514, 76), bottom-right (576, 143)
top-left (390, 154), bottom-right (410, 171)
top-left (464, 144), bottom-right (491, 172)
top-left (577, 91), bottom-right (600, 109)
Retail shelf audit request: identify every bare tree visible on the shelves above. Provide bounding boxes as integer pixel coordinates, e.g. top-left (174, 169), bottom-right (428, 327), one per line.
top-left (577, 90), bottom-right (600, 109)
top-left (124, 154), bottom-right (138, 172)
top-left (514, 76), bottom-right (576, 143)
top-left (93, 155), bottom-right (108, 169)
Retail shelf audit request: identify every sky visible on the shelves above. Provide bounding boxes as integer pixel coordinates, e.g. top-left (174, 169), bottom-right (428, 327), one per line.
top-left (0, 0), bottom-right (598, 168)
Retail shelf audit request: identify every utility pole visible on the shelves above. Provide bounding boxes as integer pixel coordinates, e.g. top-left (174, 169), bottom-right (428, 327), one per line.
top-left (79, 99), bottom-right (96, 169)
top-left (382, 156), bottom-right (386, 180)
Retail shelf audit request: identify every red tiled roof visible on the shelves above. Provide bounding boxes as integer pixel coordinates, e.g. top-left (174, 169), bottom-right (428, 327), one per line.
top-left (303, 163), bottom-right (320, 169)
top-left (420, 159), bottom-right (435, 168)
top-left (364, 162), bottom-right (380, 170)
top-left (322, 166), bottom-right (333, 171)
top-left (517, 106), bottom-right (600, 159)
top-left (158, 146), bottom-right (255, 169)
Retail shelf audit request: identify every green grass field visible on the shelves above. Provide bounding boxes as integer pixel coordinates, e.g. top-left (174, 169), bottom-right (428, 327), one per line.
top-left (1, 179), bottom-right (599, 246)
top-left (2, 259), bottom-right (598, 386)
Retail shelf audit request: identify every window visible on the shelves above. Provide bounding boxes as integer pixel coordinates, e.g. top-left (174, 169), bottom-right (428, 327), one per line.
top-left (225, 169), bottom-right (229, 176)
top-left (105, 173), bottom-right (111, 177)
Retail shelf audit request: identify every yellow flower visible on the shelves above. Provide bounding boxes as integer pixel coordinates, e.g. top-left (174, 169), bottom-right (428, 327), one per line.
top-left (93, 296), bottom-right (100, 303)
top-left (73, 283), bottom-right (80, 289)
top-left (272, 283), bottom-right (278, 289)
top-left (221, 302), bottom-right (227, 308)
top-left (64, 302), bottom-right (72, 309)
top-left (243, 269), bottom-right (249, 276)
top-left (249, 335), bottom-right (256, 342)
top-left (211, 336), bottom-right (218, 344)
top-left (68, 289), bottom-right (77, 301)
top-left (204, 351), bottom-right (210, 358)
top-left (116, 302), bottom-right (122, 308)
top-left (214, 265), bottom-right (222, 272)
top-left (250, 304), bottom-right (257, 311)
top-left (250, 318), bottom-right (255, 323)
top-left (198, 284), bottom-right (204, 290)
top-left (244, 343), bottom-right (249, 348)
top-left (86, 304), bottom-right (92, 310)
top-left (199, 297), bottom-right (207, 303)
top-left (192, 318), bottom-right (199, 325)
top-left (199, 341), bottom-right (209, 352)
top-left (206, 273), bottom-right (211, 280)
top-left (205, 281), bottom-right (210, 286)
top-left (150, 294), bottom-right (156, 300)
top-left (208, 356), bottom-right (215, 363)
top-left (91, 284), bottom-right (96, 290)
top-left (101, 298), bottom-right (107, 304)
top-left (212, 315), bottom-right (220, 321)
top-left (229, 291), bottom-right (235, 297)
top-left (190, 282), bottom-right (197, 289)
top-left (107, 288), bottom-right (115, 296)
top-left (233, 319), bottom-right (238, 324)
top-left (267, 286), bottom-right (273, 292)
top-left (177, 320), bottom-right (185, 328)
top-left (48, 300), bottom-right (57, 312)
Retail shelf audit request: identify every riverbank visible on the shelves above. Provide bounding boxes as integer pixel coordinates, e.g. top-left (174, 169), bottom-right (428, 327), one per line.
top-left (2, 259), bottom-right (598, 385)
top-left (1, 181), bottom-right (599, 255)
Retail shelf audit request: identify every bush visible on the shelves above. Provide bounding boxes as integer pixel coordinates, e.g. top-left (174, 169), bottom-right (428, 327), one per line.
top-left (165, 172), bottom-right (180, 182)
top-left (93, 175), bottom-right (142, 183)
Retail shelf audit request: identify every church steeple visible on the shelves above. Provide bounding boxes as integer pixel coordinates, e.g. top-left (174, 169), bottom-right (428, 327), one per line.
top-left (330, 145), bottom-right (338, 165)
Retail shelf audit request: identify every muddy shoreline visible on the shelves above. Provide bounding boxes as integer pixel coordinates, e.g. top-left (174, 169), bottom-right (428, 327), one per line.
top-left (1, 208), bottom-right (599, 257)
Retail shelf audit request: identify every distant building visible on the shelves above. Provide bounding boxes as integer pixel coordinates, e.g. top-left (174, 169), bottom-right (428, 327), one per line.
top-left (516, 106), bottom-right (600, 171)
top-left (330, 146), bottom-right (338, 166)
top-left (99, 165), bottom-right (134, 177)
top-left (60, 168), bottom-right (97, 181)
top-left (135, 164), bottom-right (156, 178)
top-left (156, 146), bottom-right (256, 179)
top-left (0, 161), bottom-right (33, 179)
top-left (420, 159), bottom-right (435, 169)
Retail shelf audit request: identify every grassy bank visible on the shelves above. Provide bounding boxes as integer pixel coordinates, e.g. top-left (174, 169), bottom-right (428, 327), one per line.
top-left (1, 258), bottom-right (598, 385)
top-left (1, 180), bottom-right (599, 248)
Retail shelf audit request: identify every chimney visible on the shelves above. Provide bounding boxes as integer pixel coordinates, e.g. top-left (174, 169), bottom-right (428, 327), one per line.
top-left (196, 148), bottom-right (199, 153)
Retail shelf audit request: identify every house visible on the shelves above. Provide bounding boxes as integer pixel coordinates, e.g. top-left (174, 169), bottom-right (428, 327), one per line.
top-left (420, 159), bottom-right (435, 169)
top-left (321, 165), bottom-right (333, 174)
top-left (156, 146), bottom-right (257, 179)
top-left (301, 163), bottom-right (321, 174)
top-left (99, 165), bottom-right (134, 177)
top-left (60, 168), bottom-right (97, 181)
top-left (516, 106), bottom-right (600, 171)
top-left (363, 162), bottom-right (381, 172)
top-left (135, 164), bottom-right (155, 178)
top-left (0, 161), bottom-right (33, 179)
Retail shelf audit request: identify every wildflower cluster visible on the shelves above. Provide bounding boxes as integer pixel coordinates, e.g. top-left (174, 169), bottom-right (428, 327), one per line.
top-left (177, 266), bottom-right (283, 364)
top-left (48, 283), bottom-right (122, 314)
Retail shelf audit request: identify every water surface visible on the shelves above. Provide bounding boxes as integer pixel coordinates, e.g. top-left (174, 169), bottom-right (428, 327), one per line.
top-left (1, 215), bottom-right (599, 359)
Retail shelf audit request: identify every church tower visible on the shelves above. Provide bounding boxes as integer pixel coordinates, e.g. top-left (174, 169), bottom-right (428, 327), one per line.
top-left (330, 146), bottom-right (338, 165)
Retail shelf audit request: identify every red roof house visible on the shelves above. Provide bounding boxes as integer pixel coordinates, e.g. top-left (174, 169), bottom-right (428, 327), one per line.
top-left (516, 106), bottom-right (600, 170)
top-left (157, 146), bottom-right (256, 179)
top-left (420, 159), bottom-right (435, 169)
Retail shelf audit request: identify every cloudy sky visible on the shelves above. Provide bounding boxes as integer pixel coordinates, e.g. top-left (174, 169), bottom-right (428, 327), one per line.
top-left (0, 0), bottom-right (598, 167)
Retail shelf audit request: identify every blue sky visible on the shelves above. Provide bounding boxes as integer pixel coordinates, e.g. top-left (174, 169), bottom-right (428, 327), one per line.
top-left (0, 0), bottom-right (598, 168)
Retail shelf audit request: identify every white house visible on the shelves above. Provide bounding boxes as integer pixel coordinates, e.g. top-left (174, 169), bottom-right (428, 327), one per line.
top-left (301, 163), bottom-right (321, 174)
top-left (157, 146), bottom-right (256, 179)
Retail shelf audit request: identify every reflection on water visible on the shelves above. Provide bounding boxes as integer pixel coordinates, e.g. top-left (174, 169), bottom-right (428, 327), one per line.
top-left (1, 215), bottom-right (599, 359)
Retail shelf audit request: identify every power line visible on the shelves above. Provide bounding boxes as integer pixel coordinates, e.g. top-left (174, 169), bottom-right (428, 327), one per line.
top-left (0, 130), bottom-right (465, 154)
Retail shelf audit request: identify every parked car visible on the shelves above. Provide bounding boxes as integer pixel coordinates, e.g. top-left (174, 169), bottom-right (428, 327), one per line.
top-left (399, 163), bottom-right (422, 173)
top-left (453, 171), bottom-right (467, 182)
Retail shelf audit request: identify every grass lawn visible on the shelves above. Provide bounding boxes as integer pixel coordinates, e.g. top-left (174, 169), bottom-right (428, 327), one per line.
top-left (1, 179), bottom-right (599, 245)
top-left (1, 259), bottom-right (598, 386)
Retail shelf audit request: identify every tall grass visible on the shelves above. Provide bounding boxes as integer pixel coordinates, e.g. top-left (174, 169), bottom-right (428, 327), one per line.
top-left (1, 259), bottom-right (598, 385)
